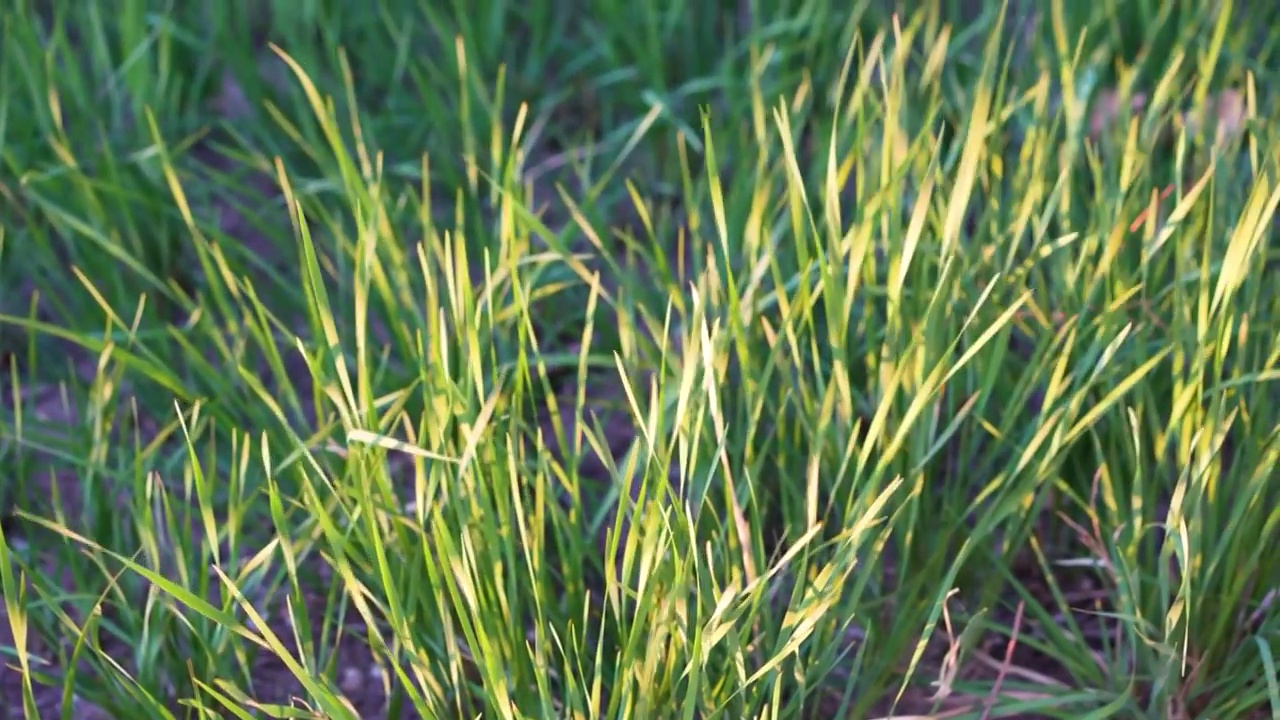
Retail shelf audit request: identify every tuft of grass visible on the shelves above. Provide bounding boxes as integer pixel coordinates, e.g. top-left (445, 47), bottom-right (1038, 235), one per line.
top-left (1, 1), bottom-right (1278, 718)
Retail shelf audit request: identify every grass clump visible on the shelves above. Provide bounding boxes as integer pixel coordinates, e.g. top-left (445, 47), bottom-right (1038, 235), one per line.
top-left (1, 0), bottom-right (1278, 718)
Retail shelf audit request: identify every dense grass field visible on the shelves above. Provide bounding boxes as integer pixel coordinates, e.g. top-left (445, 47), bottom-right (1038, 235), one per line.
top-left (2, 0), bottom-right (1278, 718)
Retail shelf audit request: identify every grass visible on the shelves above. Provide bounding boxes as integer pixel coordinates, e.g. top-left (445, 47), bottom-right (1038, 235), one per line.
top-left (1, 0), bottom-right (1278, 717)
